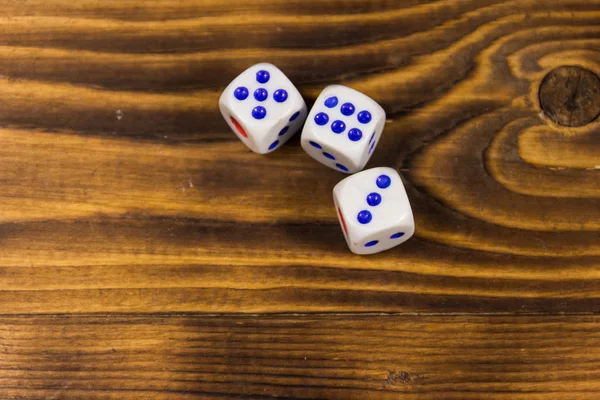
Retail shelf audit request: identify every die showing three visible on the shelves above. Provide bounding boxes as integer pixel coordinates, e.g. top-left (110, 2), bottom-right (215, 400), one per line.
top-left (333, 167), bottom-right (415, 255)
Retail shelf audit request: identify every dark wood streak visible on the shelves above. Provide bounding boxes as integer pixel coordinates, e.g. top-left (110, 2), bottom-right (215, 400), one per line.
top-left (0, 0), bottom-right (443, 20)
top-left (3, 314), bottom-right (600, 399)
top-left (0, 216), bottom-right (598, 313)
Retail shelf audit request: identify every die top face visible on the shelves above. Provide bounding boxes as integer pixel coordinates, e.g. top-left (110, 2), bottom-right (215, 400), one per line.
top-left (304, 85), bottom-right (385, 158)
top-left (220, 63), bottom-right (305, 140)
top-left (333, 167), bottom-right (414, 252)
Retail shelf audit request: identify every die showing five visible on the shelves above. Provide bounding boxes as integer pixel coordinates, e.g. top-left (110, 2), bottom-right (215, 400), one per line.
top-left (219, 63), bottom-right (307, 154)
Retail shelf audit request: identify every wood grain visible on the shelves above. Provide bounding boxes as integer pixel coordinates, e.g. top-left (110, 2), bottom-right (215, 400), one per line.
top-left (2, 314), bottom-right (600, 399)
top-left (0, 0), bottom-right (597, 314)
top-left (0, 0), bottom-right (599, 397)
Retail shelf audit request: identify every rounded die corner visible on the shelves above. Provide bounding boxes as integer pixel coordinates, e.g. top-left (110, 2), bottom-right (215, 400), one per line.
top-left (253, 61), bottom-right (277, 68)
top-left (218, 89), bottom-right (229, 106)
top-left (320, 84), bottom-right (347, 93)
top-left (245, 62), bottom-right (279, 74)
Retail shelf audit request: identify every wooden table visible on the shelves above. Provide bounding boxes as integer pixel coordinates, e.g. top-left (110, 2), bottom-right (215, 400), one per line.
top-left (1, 1), bottom-right (599, 398)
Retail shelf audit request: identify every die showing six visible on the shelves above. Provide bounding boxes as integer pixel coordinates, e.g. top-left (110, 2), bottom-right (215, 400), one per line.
top-left (219, 63), bottom-right (414, 254)
top-left (300, 85), bottom-right (387, 174)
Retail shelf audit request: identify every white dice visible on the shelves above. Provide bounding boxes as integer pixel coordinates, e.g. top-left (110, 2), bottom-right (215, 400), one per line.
top-left (301, 85), bottom-right (386, 173)
top-left (219, 63), bottom-right (307, 154)
top-left (333, 167), bottom-right (414, 255)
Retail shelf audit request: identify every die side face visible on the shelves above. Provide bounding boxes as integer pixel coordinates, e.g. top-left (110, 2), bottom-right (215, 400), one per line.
top-left (301, 85), bottom-right (385, 173)
top-left (359, 116), bottom-right (386, 169)
top-left (333, 167), bottom-right (414, 255)
top-left (219, 63), bottom-right (307, 154)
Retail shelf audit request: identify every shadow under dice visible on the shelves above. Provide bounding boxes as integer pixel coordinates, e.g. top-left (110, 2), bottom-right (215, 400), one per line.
top-left (301, 85), bottom-right (386, 173)
top-left (219, 63), bottom-right (307, 154)
top-left (333, 167), bottom-right (415, 255)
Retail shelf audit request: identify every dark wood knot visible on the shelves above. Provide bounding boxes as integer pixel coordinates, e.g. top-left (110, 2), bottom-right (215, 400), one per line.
top-left (539, 66), bottom-right (600, 127)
